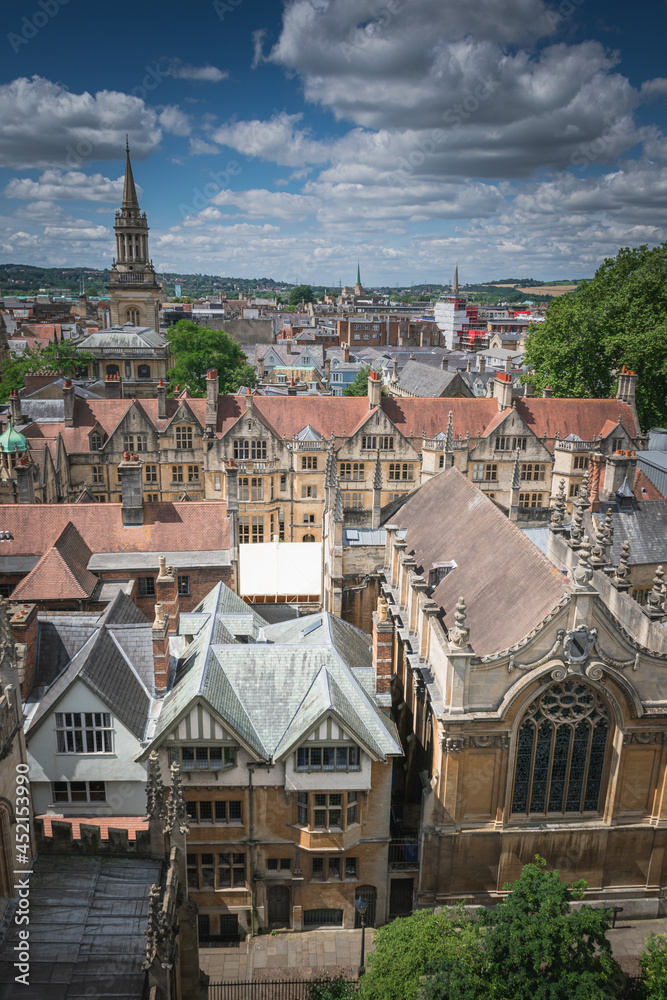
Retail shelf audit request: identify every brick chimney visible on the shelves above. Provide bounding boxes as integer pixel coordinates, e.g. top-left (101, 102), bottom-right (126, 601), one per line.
top-left (105, 373), bottom-right (122, 399)
top-left (63, 378), bottom-right (74, 427)
top-left (151, 603), bottom-right (171, 694)
top-left (156, 556), bottom-right (180, 626)
top-left (9, 603), bottom-right (38, 698)
top-left (368, 367), bottom-right (382, 408)
top-left (206, 368), bottom-right (219, 435)
top-left (588, 451), bottom-right (604, 511)
top-left (15, 454), bottom-right (35, 504)
top-left (151, 558), bottom-right (181, 693)
top-left (118, 452), bottom-right (144, 526)
top-left (343, 343), bottom-right (350, 363)
top-left (287, 379), bottom-right (297, 396)
top-left (493, 370), bottom-right (513, 410)
top-left (157, 379), bottom-right (167, 420)
top-left (372, 595), bottom-right (394, 703)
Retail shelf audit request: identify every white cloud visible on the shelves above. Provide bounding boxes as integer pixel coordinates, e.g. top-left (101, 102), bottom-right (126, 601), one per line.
top-left (211, 113), bottom-right (331, 167)
top-left (5, 170), bottom-right (126, 203)
top-left (641, 78), bottom-right (667, 100)
top-left (158, 106), bottom-right (191, 137)
top-left (164, 61), bottom-right (228, 82)
top-left (189, 137), bottom-right (220, 155)
top-left (208, 188), bottom-right (320, 220)
top-left (0, 76), bottom-right (161, 169)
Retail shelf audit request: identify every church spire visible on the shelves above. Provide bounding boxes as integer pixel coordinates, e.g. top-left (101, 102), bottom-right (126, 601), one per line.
top-left (122, 136), bottom-right (140, 212)
top-left (453, 263), bottom-right (459, 296)
top-left (356, 261), bottom-right (361, 286)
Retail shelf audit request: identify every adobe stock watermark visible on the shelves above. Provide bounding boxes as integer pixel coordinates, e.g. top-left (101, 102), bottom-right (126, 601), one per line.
top-left (395, 76), bottom-right (499, 181)
top-left (340, 0), bottom-right (404, 63)
top-left (570, 116), bottom-right (627, 171)
top-left (545, 0), bottom-right (586, 29)
top-left (14, 763), bottom-right (32, 987)
top-left (8, 0), bottom-right (70, 54)
top-left (213, 0), bottom-right (244, 21)
top-left (178, 161), bottom-right (242, 219)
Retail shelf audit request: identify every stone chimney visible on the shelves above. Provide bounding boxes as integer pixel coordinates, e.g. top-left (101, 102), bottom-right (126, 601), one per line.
top-left (63, 377), bottom-right (74, 427)
top-left (600, 450), bottom-right (637, 502)
top-left (493, 370), bottom-right (513, 410)
top-left (151, 602), bottom-right (170, 694)
top-left (156, 555), bottom-right (180, 625)
top-left (588, 451), bottom-right (604, 511)
top-left (9, 603), bottom-right (38, 698)
top-left (257, 356), bottom-right (265, 380)
top-left (343, 343), bottom-right (350, 363)
top-left (205, 368), bottom-right (219, 436)
top-left (479, 355), bottom-right (486, 374)
top-left (151, 558), bottom-right (181, 693)
top-left (372, 595), bottom-right (394, 705)
top-left (157, 379), bottom-right (167, 420)
top-left (368, 368), bottom-right (382, 408)
top-left (119, 452), bottom-right (144, 526)
top-left (324, 353), bottom-right (331, 381)
top-left (543, 384), bottom-right (552, 398)
top-left (15, 454), bottom-right (35, 504)
top-left (105, 373), bottom-right (122, 399)
top-left (466, 357), bottom-right (472, 372)
top-left (8, 390), bottom-right (22, 427)
top-left (286, 338), bottom-right (292, 355)
top-left (440, 356), bottom-right (447, 371)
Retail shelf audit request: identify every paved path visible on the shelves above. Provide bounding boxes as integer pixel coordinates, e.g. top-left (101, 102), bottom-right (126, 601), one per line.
top-left (202, 919), bottom-right (667, 984)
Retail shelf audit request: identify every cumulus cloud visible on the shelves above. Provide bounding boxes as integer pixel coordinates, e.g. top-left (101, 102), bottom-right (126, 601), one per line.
top-left (211, 113), bottom-right (331, 167)
top-left (208, 187), bottom-right (320, 220)
top-left (0, 76), bottom-right (161, 169)
top-left (5, 170), bottom-right (126, 203)
top-left (163, 61), bottom-right (228, 82)
top-left (641, 78), bottom-right (667, 100)
top-left (158, 106), bottom-right (191, 136)
top-left (189, 137), bottom-right (220, 155)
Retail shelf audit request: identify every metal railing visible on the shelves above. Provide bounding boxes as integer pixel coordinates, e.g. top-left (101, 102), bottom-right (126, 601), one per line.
top-left (388, 839), bottom-right (420, 870)
top-left (209, 981), bottom-right (358, 1000)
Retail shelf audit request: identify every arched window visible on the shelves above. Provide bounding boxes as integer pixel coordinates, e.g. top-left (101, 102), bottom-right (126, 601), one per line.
top-left (106, 364), bottom-right (119, 376)
top-left (302, 534), bottom-right (316, 542)
top-left (137, 364), bottom-right (151, 379)
top-left (512, 679), bottom-right (609, 816)
top-left (126, 308), bottom-right (139, 325)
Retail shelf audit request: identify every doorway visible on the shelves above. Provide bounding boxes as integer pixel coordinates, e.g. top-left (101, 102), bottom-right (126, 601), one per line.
top-left (267, 885), bottom-right (291, 928)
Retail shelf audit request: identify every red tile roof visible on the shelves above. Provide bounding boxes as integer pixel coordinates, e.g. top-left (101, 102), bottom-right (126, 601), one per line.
top-left (0, 501), bottom-right (230, 558)
top-left (634, 467), bottom-right (664, 501)
top-left (11, 522), bottom-right (97, 602)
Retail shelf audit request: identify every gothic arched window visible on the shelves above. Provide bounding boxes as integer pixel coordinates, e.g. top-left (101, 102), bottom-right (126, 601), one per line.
top-left (511, 680), bottom-right (609, 817)
top-left (126, 309), bottom-right (139, 325)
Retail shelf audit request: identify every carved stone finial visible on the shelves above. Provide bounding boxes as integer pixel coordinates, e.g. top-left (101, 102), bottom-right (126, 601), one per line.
top-left (511, 450), bottom-right (521, 490)
top-left (143, 883), bottom-right (162, 969)
top-left (444, 410), bottom-right (453, 454)
top-left (569, 472), bottom-right (589, 548)
top-left (448, 596), bottom-right (470, 647)
top-left (612, 539), bottom-right (631, 591)
top-left (153, 603), bottom-right (165, 629)
top-left (146, 750), bottom-right (166, 821)
top-left (573, 535), bottom-right (594, 588)
top-left (377, 594), bottom-right (388, 622)
top-left (550, 478), bottom-right (566, 529)
top-left (373, 451), bottom-right (382, 490)
top-left (603, 508), bottom-right (614, 544)
top-left (0, 598), bottom-right (17, 671)
top-left (334, 476), bottom-right (344, 522)
top-left (646, 565), bottom-right (666, 619)
top-left (158, 554), bottom-right (168, 579)
top-left (164, 761), bottom-right (190, 835)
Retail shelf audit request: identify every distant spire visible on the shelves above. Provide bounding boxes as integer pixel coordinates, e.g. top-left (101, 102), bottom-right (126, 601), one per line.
top-left (122, 138), bottom-right (140, 211)
top-left (356, 261), bottom-right (361, 286)
top-left (453, 263), bottom-right (459, 296)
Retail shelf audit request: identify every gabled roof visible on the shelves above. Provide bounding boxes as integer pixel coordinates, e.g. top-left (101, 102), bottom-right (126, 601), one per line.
top-left (11, 522), bottom-right (97, 602)
top-left (389, 467), bottom-right (571, 657)
top-left (394, 360), bottom-right (458, 397)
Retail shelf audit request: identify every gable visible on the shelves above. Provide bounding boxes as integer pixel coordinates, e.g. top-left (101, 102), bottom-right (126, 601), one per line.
top-left (163, 702), bottom-right (241, 744)
top-left (303, 714), bottom-right (356, 744)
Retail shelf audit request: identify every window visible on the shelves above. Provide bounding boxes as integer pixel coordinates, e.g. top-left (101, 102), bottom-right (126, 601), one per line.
top-left (297, 745), bottom-right (361, 772)
top-left (0, 584), bottom-right (14, 598)
top-left (345, 857), bottom-right (358, 879)
top-left (251, 477), bottom-right (263, 500)
top-left (372, 324), bottom-right (380, 331)
top-left (303, 533), bottom-right (316, 542)
top-left (138, 577), bottom-right (156, 597)
top-left (496, 436), bottom-right (527, 451)
top-left (214, 475), bottom-right (221, 491)
top-left (354, 334), bottom-right (360, 341)
top-left (90, 432), bottom-right (103, 451)
top-left (362, 435), bottom-right (393, 450)
top-left (340, 463), bottom-right (365, 481)
top-left (172, 465), bottom-right (183, 483)
top-left (188, 466), bottom-right (199, 482)
top-left (55, 713), bottom-right (113, 754)
top-left (512, 680), bottom-right (609, 816)
top-left (347, 791), bottom-right (358, 825)
top-left (472, 463), bottom-right (497, 482)
top-left (218, 853), bottom-right (246, 888)
top-left (439, 455), bottom-right (444, 468)
top-left (267, 858), bottom-right (292, 871)
top-left (123, 435), bottom-right (134, 451)
top-left (354, 324), bottom-right (360, 330)
top-left (387, 493), bottom-right (400, 502)
top-left (521, 463), bottom-right (546, 482)
top-left (137, 364), bottom-right (151, 379)
top-left (363, 333), bottom-right (370, 340)
top-left (280, 474), bottom-right (287, 490)
top-left (388, 463), bottom-right (414, 481)
top-left (574, 456), bottom-right (589, 470)
top-left (239, 477), bottom-right (249, 501)
top-left (184, 800), bottom-right (242, 824)
top-left (52, 780), bottom-right (106, 803)
top-left (94, 495), bottom-right (106, 503)
top-left (343, 492), bottom-right (364, 508)
top-left (169, 746), bottom-right (237, 771)
top-left (135, 433), bottom-right (148, 452)
top-left (519, 493), bottom-right (544, 508)
top-left (303, 514), bottom-right (316, 524)
top-left (302, 485), bottom-right (317, 498)
top-left (146, 493), bottom-right (159, 502)
top-left (314, 793), bottom-right (343, 828)
top-left (233, 439), bottom-right (267, 460)
top-left (611, 438), bottom-right (622, 452)
top-left (312, 857), bottom-right (353, 881)
top-left (187, 852), bottom-right (246, 889)
top-left (178, 575), bottom-right (190, 596)
top-left (301, 456), bottom-right (318, 469)
top-left (145, 465), bottom-right (157, 483)
top-left (569, 484), bottom-right (578, 498)
top-left (297, 791), bottom-right (360, 830)
top-left (175, 426), bottom-right (193, 449)
top-left (92, 466), bottom-right (104, 485)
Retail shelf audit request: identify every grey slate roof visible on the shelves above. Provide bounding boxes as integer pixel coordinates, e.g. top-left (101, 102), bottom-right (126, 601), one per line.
top-left (147, 585), bottom-right (401, 764)
top-left (77, 326), bottom-right (166, 350)
top-left (583, 503), bottom-right (667, 566)
top-left (395, 360), bottom-right (456, 397)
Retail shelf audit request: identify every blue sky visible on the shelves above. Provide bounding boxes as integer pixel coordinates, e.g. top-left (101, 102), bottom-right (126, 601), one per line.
top-left (1, 0), bottom-right (667, 286)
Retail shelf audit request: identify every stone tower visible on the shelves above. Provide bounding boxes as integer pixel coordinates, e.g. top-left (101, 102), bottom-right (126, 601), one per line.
top-left (353, 262), bottom-right (363, 297)
top-left (108, 139), bottom-right (160, 330)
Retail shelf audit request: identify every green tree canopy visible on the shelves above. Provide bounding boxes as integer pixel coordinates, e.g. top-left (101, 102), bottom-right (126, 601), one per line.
top-left (0, 340), bottom-right (95, 403)
top-left (344, 365), bottom-right (386, 397)
top-left (165, 320), bottom-right (256, 396)
top-left (288, 284), bottom-right (314, 306)
top-left (523, 242), bottom-right (667, 430)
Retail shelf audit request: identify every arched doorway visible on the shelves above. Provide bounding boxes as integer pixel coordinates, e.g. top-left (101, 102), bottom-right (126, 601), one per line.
top-left (302, 534), bottom-right (315, 543)
top-left (267, 885), bottom-right (291, 928)
top-left (354, 885), bottom-right (377, 928)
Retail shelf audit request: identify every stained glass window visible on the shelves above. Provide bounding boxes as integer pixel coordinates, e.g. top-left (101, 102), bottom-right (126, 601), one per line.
top-left (511, 680), bottom-right (609, 817)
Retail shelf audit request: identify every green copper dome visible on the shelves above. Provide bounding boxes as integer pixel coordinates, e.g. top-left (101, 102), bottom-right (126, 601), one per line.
top-left (0, 420), bottom-right (27, 453)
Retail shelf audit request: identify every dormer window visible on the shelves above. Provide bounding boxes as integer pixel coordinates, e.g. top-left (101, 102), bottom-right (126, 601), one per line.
top-left (90, 431), bottom-right (103, 451)
top-left (296, 745), bottom-right (361, 772)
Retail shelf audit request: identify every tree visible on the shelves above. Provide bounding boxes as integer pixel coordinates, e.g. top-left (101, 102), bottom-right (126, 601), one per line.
top-left (165, 320), bottom-right (256, 396)
top-left (288, 284), bottom-right (314, 306)
top-left (344, 365), bottom-right (386, 397)
top-left (523, 242), bottom-right (667, 429)
top-left (0, 341), bottom-right (95, 403)
top-left (642, 932), bottom-right (667, 999)
top-left (359, 906), bottom-right (480, 1000)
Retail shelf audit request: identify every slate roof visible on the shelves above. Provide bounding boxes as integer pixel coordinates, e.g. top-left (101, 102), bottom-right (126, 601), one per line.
top-left (389, 467), bottom-right (571, 657)
top-left (584, 502), bottom-right (667, 566)
top-left (147, 585), bottom-right (400, 764)
top-left (77, 326), bottom-right (167, 349)
top-left (394, 360), bottom-right (457, 397)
